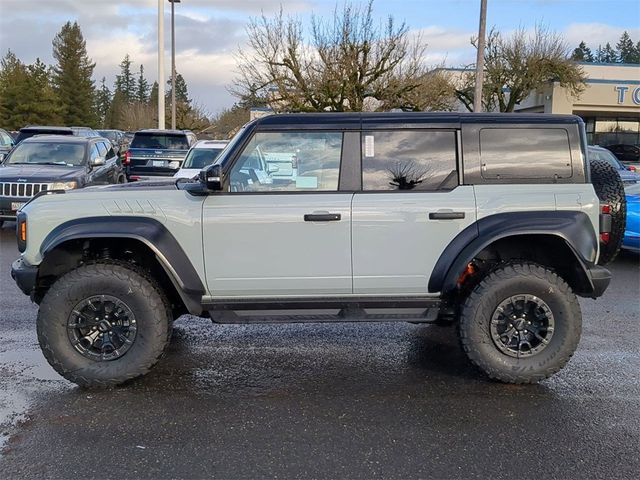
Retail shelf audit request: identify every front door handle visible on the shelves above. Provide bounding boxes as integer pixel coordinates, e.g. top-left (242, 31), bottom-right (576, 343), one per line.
top-left (304, 212), bottom-right (341, 222)
top-left (429, 211), bottom-right (465, 220)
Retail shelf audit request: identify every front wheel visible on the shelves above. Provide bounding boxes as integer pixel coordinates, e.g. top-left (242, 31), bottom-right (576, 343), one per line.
top-left (459, 262), bottom-right (581, 384)
top-left (37, 261), bottom-right (171, 387)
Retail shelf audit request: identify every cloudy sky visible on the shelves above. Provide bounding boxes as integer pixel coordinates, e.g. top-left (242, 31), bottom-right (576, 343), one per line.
top-left (1, 0), bottom-right (638, 115)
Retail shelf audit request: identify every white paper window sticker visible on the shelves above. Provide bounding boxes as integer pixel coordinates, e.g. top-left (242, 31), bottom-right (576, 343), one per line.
top-left (364, 135), bottom-right (375, 157)
top-left (295, 176), bottom-right (318, 189)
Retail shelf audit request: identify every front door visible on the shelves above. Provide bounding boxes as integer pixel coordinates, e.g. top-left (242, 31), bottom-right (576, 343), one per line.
top-left (351, 129), bottom-right (477, 294)
top-left (202, 130), bottom-right (353, 297)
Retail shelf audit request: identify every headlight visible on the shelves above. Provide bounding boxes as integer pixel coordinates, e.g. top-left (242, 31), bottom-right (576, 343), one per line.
top-left (51, 181), bottom-right (78, 190)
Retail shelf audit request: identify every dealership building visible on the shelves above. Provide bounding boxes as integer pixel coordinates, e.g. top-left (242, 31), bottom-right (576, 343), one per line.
top-left (449, 62), bottom-right (640, 146)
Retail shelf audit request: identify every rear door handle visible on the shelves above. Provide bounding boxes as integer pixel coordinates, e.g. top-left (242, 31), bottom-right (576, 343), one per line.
top-left (429, 211), bottom-right (465, 220)
top-left (304, 212), bottom-right (341, 222)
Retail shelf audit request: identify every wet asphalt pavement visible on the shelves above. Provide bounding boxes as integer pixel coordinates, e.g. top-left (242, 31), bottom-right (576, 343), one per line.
top-left (0, 222), bottom-right (639, 479)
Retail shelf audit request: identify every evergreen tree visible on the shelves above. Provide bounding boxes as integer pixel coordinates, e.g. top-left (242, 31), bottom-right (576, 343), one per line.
top-left (51, 21), bottom-right (97, 126)
top-left (571, 41), bottom-right (593, 62)
top-left (106, 89), bottom-right (126, 130)
top-left (115, 54), bottom-right (136, 102)
top-left (95, 77), bottom-right (112, 128)
top-left (0, 51), bottom-right (62, 129)
top-left (601, 42), bottom-right (618, 63)
top-left (149, 81), bottom-right (159, 106)
top-left (136, 64), bottom-right (150, 103)
top-left (167, 73), bottom-right (190, 105)
top-left (616, 31), bottom-right (636, 63)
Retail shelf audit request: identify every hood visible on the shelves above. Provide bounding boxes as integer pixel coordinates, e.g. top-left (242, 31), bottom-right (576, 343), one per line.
top-left (84, 178), bottom-right (179, 192)
top-left (0, 164), bottom-right (85, 182)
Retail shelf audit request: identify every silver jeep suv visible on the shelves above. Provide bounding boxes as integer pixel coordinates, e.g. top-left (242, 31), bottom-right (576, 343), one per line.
top-left (11, 113), bottom-right (624, 387)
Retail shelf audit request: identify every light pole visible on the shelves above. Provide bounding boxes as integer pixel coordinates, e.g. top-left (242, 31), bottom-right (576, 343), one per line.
top-left (474, 0), bottom-right (487, 113)
top-left (169, 0), bottom-right (181, 130)
top-left (157, 0), bottom-right (165, 129)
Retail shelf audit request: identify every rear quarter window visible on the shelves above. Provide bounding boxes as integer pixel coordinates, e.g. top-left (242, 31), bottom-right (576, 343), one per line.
top-left (479, 128), bottom-right (573, 179)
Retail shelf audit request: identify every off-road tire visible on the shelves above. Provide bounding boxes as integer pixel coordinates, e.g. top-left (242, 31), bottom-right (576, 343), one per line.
top-left (590, 158), bottom-right (626, 265)
top-left (37, 261), bottom-right (172, 387)
top-left (459, 262), bottom-right (581, 384)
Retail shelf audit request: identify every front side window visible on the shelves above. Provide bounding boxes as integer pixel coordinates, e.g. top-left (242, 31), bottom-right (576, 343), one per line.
top-left (362, 130), bottom-right (457, 191)
top-left (229, 132), bottom-right (343, 192)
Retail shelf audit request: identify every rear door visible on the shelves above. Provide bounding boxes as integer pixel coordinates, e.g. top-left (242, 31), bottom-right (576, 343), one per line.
top-left (202, 130), bottom-right (354, 297)
top-left (351, 129), bottom-right (476, 294)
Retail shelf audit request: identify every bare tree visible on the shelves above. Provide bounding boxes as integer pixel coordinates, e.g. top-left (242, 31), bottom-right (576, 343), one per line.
top-left (232, 1), bottom-right (452, 112)
top-left (387, 161), bottom-right (430, 190)
top-left (455, 25), bottom-right (587, 112)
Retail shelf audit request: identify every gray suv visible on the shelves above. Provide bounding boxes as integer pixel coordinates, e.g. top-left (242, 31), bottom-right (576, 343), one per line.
top-left (11, 113), bottom-right (624, 387)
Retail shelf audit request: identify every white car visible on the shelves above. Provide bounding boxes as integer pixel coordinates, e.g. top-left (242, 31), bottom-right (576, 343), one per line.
top-left (173, 140), bottom-right (228, 179)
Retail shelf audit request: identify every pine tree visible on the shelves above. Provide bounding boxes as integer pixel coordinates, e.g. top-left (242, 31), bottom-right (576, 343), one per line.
top-left (52, 21), bottom-right (97, 126)
top-left (96, 77), bottom-right (112, 128)
top-left (0, 51), bottom-right (62, 129)
top-left (167, 73), bottom-right (190, 105)
top-left (115, 54), bottom-right (136, 102)
top-left (571, 41), bottom-right (593, 62)
top-left (149, 81), bottom-right (159, 106)
top-left (616, 31), bottom-right (636, 63)
top-left (601, 42), bottom-right (618, 63)
top-left (136, 64), bottom-right (150, 103)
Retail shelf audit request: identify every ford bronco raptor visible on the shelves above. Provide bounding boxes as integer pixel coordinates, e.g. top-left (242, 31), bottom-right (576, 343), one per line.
top-left (11, 113), bottom-right (625, 387)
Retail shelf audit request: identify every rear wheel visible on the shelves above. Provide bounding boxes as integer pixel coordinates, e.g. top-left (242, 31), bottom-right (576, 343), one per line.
top-left (37, 261), bottom-right (171, 387)
top-left (459, 262), bottom-right (581, 384)
top-left (590, 158), bottom-right (626, 265)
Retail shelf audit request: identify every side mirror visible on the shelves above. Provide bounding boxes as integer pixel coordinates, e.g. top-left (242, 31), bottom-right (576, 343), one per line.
top-left (200, 164), bottom-right (224, 191)
top-left (90, 156), bottom-right (105, 167)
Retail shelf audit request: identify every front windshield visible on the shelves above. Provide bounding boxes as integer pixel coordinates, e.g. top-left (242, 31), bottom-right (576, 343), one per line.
top-left (98, 131), bottom-right (117, 142)
top-left (183, 148), bottom-right (225, 169)
top-left (5, 142), bottom-right (86, 166)
top-left (212, 128), bottom-right (246, 167)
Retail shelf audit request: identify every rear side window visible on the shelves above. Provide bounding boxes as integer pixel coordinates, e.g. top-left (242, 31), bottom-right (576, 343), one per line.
top-left (130, 133), bottom-right (189, 149)
top-left (361, 130), bottom-right (457, 191)
top-left (480, 128), bottom-right (572, 179)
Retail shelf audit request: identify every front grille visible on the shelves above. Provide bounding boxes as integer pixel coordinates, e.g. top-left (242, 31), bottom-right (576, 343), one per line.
top-left (1, 182), bottom-right (51, 198)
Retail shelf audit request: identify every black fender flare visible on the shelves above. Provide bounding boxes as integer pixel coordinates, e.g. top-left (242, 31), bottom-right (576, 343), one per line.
top-left (40, 216), bottom-right (205, 315)
top-left (428, 211), bottom-right (599, 295)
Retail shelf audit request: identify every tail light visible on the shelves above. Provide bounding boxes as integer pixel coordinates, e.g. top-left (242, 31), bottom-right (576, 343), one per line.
top-left (123, 150), bottom-right (131, 165)
top-left (629, 166), bottom-right (636, 172)
top-left (599, 203), bottom-right (612, 244)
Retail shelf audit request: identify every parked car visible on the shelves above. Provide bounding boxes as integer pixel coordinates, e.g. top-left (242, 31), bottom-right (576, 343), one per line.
top-left (14, 126), bottom-right (74, 144)
top-left (0, 135), bottom-right (125, 226)
top-left (71, 126), bottom-right (101, 138)
top-left (97, 129), bottom-right (128, 156)
top-left (11, 112), bottom-right (620, 387)
top-left (173, 140), bottom-right (228, 179)
top-left (588, 145), bottom-right (640, 184)
top-left (124, 129), bottom-right (197, 180)
top-left (605, 144), bottom-right (640, 169)
top-left (0, 128), bottom-right (15, 161)
top-left (623, 183), bottom-right (640, 252)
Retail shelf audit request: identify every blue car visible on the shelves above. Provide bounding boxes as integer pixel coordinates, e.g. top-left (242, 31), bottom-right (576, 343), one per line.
top-left (589, 145), bottom-right (640, 185)
top-left (623, 183), bottom-right (640, 252)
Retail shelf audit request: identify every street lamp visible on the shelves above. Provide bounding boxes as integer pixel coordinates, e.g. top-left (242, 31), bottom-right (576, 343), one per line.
top-left (168, 0), bottom-right (181, 130)
top-left (157, 0), bottom-right (165, 129)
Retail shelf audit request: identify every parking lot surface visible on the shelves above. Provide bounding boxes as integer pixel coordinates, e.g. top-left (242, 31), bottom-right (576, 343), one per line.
top-left (0, 222), bottom-right (639, 479)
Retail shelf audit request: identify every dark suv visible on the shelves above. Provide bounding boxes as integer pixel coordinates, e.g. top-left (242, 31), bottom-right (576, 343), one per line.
top-left (0, 135), bottom-right (125, 225)
top-left (125, 129), bottom-right (197, 180)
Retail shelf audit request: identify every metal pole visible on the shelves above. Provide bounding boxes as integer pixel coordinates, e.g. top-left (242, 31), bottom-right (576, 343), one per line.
top-left (171, 0), bottom-right (176, 130)
top-left (474, 0), bottom-right (487, 113)
top-left (158, 0), bottom-right (165, 129)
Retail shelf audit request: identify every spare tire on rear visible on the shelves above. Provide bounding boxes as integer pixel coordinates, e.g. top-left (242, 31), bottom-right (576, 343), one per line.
top-left (589, 158), bottom-right (626, 265)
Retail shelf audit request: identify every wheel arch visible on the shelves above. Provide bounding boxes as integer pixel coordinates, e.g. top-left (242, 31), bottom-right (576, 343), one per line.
top-left (37, 216), bottom-right (205, 316)
top-left (429, 211), bottom-right (600, 297)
